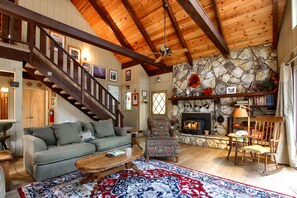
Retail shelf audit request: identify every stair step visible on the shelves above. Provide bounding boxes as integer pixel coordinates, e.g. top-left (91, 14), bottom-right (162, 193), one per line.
top-left (34, 70), bottom-right (44, 76)
top-left (74, 102), bottom-right (81, 105)
top-left (52, 84), bottom-right (60, 88)
top-left (87, 111), bottom-right (94, 114)
top-left (68, 96), bottom-right (75, 100)
top-left (24, 63), bottom-right (35, 69)
top-left (43, 78), bottom-right (52, 82)
top-left (60, 91), bottom-right (67, 94)
top-left (93, 116), bottom-right (99, 119)
top-left (81, 107), bottom-right (87, 110)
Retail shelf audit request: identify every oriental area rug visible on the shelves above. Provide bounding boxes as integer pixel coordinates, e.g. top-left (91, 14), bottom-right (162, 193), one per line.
top-left (19, 159), bottom-right (294, 198)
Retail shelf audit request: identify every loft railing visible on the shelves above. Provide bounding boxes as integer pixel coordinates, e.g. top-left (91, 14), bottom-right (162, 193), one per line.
top-left (0, 13), bottom-right (124, 126)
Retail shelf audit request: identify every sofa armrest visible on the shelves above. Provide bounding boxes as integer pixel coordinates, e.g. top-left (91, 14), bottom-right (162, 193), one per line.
top-left (23, 134), bottom-right (47, 176)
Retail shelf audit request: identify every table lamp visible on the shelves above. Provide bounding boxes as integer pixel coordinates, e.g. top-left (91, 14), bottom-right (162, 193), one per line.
top-left (233, 105), bottom-right (250, 133)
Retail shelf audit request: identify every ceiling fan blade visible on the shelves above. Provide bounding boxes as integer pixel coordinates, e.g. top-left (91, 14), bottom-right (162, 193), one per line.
top-left (171, 48), bottom-right (188, 54)
top-left (155, 55), bottom-right (164, 63)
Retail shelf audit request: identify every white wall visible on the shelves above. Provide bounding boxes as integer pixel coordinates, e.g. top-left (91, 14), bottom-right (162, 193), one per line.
top-left (0, 58), bottom-right (23, 156)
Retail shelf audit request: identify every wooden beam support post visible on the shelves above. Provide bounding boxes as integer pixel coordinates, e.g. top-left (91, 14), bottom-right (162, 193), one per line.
top-left (176, 0), bottom-right (229, 55)
top-left (272, 0), bottom-right (279, 50)
top-left (211, 0), bottom-right (223, 36)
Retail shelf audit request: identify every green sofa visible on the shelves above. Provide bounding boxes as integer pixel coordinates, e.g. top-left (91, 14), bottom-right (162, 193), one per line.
top-left (23, 119), bottom-right (131, 181)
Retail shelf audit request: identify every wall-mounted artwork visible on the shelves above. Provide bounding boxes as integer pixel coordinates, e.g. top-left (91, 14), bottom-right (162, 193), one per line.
top-left (49, 31), bottom-right (66, 51)
top-left (109, 69), bottom-right (117, 82)
top-left (132, 93), bottom-right (139, 106)
top-left (68, 46), bottom-right (81, 63)
top-left (82, 63), bottom-right (90, 72)
top-left (125, 70), bottom-right (131, 81)
top-left (93, 65), bottom-right (106, 79)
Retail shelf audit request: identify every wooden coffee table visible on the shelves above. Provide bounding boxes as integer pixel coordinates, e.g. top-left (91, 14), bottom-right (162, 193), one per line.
top-left (75, 147), bottom-right (143, 184)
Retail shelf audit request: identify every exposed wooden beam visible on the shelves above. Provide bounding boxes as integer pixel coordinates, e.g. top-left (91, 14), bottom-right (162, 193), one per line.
top-left (121, 0), bottom-right (161, 60)
top-left (147, 66), bottom-right (173, 76)
top-left (88, 0), bottom-right (132, 49)
top-left (0, 0), bottom-right (167, 69)
top-left (211, 0), bottom-right (223, 36)
top-left (88, 0), bottom-right (164, 73)
top-left (164, 0), bottom-right (193, 65)
top-left (176, 0), bottom-right (229, 55)
top-left (122, 60), bottom-right (141, 69)
top-left (272, 0), bottom-right (278, 50)
top-left (0, 45), bottom-right (29, 61)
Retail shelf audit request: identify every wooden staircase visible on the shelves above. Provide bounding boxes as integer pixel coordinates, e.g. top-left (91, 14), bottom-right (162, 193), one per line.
top-left (0, 14), bottom-right (124, 126)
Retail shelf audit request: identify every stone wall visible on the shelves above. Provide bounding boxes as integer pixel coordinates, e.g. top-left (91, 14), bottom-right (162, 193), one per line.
top-left (171, 43), bottom-right (278, 135)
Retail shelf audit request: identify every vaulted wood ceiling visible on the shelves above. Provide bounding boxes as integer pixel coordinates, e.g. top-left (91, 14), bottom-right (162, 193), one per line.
top-left (71, 0), bottom-right (286, 76)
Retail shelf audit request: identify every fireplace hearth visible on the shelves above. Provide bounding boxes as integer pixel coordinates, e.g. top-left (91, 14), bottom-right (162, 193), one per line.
top-left (181, 113), bottom-right (211, 135)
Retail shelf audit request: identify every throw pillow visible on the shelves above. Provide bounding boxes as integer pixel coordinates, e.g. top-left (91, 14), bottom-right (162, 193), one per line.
top-left (114, 127), bottom-right (127, 136)
top-left (81, 122), bottom-right (94, 135)
top-left (80, 130), bottom-right (95, 142)
top-left (32, 126), bottom-right (57, 145)
top-left (91, 119), bottom-right (115, 138)
top-left (52, 123), bottom-right (81, 146)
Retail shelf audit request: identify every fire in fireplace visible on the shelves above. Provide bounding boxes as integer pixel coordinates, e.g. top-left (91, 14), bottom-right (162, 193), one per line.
top-left (181, 113), bottom-right (211, 135)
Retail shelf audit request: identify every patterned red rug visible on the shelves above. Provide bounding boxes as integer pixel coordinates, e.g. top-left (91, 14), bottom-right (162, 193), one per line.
top-left (19, 159), bottom-right (295, 197)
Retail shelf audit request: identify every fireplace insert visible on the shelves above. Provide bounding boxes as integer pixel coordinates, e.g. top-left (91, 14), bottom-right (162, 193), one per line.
top-left (181, 113), bottom-right (211, 135)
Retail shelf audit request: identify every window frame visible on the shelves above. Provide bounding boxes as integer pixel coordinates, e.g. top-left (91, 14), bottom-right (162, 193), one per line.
top-left (150, 90), bottom-right (167, 116)
top-left (292, 0), bottom-right (297, 30)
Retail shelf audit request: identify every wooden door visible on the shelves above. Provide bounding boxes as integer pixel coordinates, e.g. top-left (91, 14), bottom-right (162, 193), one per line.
top-left (22, 89), bottom-right (45, 128)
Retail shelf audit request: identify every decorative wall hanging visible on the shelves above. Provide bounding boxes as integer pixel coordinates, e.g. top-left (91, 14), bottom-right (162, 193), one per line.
top-left (132, 93), bottom-right (139, 106)
top-left (188, 73), bottom-right (200, 88)
top-left (226, 87), bottom-right (236, 94)
top-left (109, 69), bottom-right (117, 82)
top-left (93, 65), bottom-right (106, 79)
top-left (125, 70), bottom-right (131, 81)
top-left (49, 31), bottom-right (66, 51)
top-left (68, 46), bottom-right (81, 63)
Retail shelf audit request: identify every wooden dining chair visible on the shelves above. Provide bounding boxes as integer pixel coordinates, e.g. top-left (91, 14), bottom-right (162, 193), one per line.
top-left (241, 116), bottom-right (284, 175)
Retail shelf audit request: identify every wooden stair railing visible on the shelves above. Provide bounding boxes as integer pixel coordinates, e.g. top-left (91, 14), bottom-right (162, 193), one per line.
top-left (0, 13), bottom-right (124, 126)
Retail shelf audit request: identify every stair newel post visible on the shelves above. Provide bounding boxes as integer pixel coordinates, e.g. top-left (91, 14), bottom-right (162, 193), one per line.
top-left (28, 23), bottom-right (36, 64)
top-left (81, 68), bottom-right (85, 104)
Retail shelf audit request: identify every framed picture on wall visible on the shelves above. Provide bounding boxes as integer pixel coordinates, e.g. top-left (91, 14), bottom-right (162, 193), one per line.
top-left (142, 90), bottom-right (147, 97)
top-left (68, 46), bottom-right (81, 63)
top-left (226, 87), bottom-right (236, 94)
top-left (132, 93), bottom-right (139, 106)
top-left (125, 70), bottom-right (131, 81)
top-left (82, 63), bottom-right (90, 72)
top-left (93, 65), bottom-right (107, 79)
top-left (49, 31), bottom-right (66, 51)
top-left (109, 69), bottom-right (117, 82)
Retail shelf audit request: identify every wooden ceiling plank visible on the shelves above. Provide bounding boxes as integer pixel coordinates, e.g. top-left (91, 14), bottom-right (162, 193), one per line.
top-left (272, 0), bottom-right (278, 50)
top-left (164, 0), bottom-right (193, 65)
top-left (211, 0), bottom-right (223, 36)
top-left (0, 0), bottom-right (167, 69)
top-left (88, 0), bottom-right (132, 49)
top-left (176, 0), bottom-right (229, 55)
top-left (121, 0), bottom-right (160, 60)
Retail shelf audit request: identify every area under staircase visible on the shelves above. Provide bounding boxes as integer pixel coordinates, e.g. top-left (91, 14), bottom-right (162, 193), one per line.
top-left (0, 14), bottom-right (124, 126)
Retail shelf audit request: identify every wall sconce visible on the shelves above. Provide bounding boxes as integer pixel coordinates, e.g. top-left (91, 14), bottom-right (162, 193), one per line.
top-left (82, 49), bottom-right (90, 62)
top-left (156, 76), bottom-right (161, 83)
top-left (0, 87), bottom-right (8, 93)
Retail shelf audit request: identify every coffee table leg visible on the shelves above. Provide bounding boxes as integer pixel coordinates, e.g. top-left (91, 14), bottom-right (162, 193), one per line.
top-left (80, 173), bottom-right (95, 184)
top-left (126, 162), bottom-right (143, 175)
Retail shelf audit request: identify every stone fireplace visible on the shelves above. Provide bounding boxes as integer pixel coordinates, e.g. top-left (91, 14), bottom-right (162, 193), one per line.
top-left (181, 113), bottom-right (211, 135)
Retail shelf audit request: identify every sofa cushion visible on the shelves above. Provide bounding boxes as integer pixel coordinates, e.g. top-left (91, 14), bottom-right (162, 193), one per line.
top-left (81, 122), bottom-right (94, 134)
top-left (114, 127), bottom-right (127, 136)
top-left (92, 119), bottom-right (115, 138)
top-left (89, 136), bottom-right (131, 151)
top-left (32, 126), bottom-right (57, 146)
top-left (52, 123), bottom-right (81, 146)
top-left (34, 142), bottom-right (95, 165)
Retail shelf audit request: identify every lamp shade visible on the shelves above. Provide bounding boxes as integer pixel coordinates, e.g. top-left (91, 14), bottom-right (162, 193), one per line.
top-left (233, 108), bottom-right (248, 118)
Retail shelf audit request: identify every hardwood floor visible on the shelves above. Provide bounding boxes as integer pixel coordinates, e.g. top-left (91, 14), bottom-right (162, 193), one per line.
top-left (5, 137), bottom-right (297, 197)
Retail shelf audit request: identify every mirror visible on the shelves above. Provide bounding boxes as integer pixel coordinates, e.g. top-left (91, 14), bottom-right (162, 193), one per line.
top-left (0, 71), bottom-right (15, 120)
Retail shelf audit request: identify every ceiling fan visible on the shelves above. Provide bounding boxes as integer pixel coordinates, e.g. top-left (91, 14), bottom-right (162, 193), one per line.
top-left (145, 2), bottom-right (188, 63)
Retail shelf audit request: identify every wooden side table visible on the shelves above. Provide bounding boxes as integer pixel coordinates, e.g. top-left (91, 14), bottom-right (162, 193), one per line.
top-left (0, 150), bottom-right (13, 191)
top-left (127, 128), bottom-right (143, 150)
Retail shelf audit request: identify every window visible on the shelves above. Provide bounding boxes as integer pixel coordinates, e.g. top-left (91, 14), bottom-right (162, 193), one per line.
top-left (151, 91), bottom-right (167, 116)
top-left (125, 91), bottom-right (131, 110)
top-left (293, 0), bottom-right (297, 29)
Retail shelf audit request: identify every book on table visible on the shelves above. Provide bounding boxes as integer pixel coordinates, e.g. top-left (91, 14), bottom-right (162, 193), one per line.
top-left (107, 150), bottom-right (126, 156)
